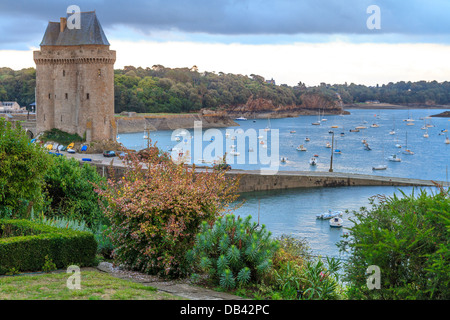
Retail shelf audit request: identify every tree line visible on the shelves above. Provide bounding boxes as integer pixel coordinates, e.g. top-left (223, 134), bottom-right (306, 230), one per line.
top-left (1, 66), bottom-right (450, 112)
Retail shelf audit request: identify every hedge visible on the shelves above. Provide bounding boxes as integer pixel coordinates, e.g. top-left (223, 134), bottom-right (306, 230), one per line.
top-left (0, 219), bottom-right (97, 275)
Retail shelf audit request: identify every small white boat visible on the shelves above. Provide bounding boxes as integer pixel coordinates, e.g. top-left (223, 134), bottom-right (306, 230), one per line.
top-left (235, 117), bottom-right (247, 121)
top-left (388, 154), bottom-right (401, 162)
top-left (67, 148), bottom-right (76, 154)
top-left (330, 217), bottom-right (343, 228)
top-left (290, 130), bottom-right (296, 134)
top-left (305, 137), bottom-right (310, 142)
top-left (296, 144), bottom-right (307, 151)
top-left (309, 157), bottom-right (318, 166)
top-left (370, 124), bottom-right (379, 128)
top-left (446, 137), bottom-right (450, 144)
top-left (372, 164), bottom-right (387, 170)
top-left (325, 142), bottom-right (331, 148)
top-left (389, 130), bottom-right (396, 135)
top-left (281, 157), bottom-right (287, 163)
top-left (316, 210), bottom-right (343, 220)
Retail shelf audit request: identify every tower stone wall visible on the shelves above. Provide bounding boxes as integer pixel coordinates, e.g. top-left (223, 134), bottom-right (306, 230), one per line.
top-left (34, 12), bottom-right (116, 142)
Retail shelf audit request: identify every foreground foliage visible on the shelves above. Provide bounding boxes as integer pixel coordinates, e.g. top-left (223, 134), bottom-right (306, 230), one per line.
top-left (186, 215), bottom-right (279, 289)
top-left (339, 188), bottom-right (450, 299)
top-left (0, 219), bottom-right (97, 275)
top-left (43, 156), bottom-right (107, 228)
top-left (96, 142), bottom-right (240, 278)
top-left (0, 118), bottom-right (52, 218)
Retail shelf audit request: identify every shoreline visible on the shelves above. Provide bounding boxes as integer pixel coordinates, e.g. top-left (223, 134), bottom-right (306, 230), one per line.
top-left (343, 103), bottom-right (450, 110)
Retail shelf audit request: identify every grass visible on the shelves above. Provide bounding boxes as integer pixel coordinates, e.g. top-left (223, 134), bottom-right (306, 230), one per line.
top-left (0, 269), bottom-right (183, 300)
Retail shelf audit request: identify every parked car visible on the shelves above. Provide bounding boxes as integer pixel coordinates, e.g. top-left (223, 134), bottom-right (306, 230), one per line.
top-left (103, 150), bottom-right (116, 157)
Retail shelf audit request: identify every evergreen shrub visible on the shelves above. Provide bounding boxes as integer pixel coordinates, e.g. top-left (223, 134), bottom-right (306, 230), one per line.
top-left (0, 219), bottom-right (97, 274)
top-left (186, 214), bottom-right (279, 289)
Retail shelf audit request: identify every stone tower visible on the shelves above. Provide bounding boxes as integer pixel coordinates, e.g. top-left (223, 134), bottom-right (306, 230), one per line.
top-left (34, 11), bottom-right (116, 142)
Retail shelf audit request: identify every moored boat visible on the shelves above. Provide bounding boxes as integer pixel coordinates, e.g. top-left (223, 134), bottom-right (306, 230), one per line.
top-left (316, 210), bottom-right (343, 220)
top-left (330, 217), bottom-right (343, 228)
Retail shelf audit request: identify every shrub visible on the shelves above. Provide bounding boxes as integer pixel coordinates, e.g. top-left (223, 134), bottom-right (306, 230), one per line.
top-left (31, 214), bottom-right (114, 260)
top-left (0, 219), bottom-right (97, 275)
top-left (186, 214), bottom-right (279, 289)
top-left (338, 188), bottom-right (450, 300)
top-left (300, 257), bottom-right (342, 300)
top-left (269, 235), bottom-right (313, 299)
top-left (95, 141), bottom-right (240, 278)
top-left (43, 156), bottom-right (107, 228)
top-left (0, 118), bottom-right (52, 218)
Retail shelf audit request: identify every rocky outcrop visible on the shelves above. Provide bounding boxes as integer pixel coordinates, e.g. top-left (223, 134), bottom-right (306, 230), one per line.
top-left (221, 95), bottom-right (348, 119)
top-left (430, 110), bottom-right (450, 118)
top-left (116, 114), bottom-right (238, 133)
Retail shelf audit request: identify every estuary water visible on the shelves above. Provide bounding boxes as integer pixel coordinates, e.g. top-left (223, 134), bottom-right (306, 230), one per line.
top-left (118, 108), bottom-right (449, 258)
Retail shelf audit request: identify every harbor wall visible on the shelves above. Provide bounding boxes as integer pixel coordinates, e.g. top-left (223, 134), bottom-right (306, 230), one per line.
top-left (84, 160), bottom-right (443, 193)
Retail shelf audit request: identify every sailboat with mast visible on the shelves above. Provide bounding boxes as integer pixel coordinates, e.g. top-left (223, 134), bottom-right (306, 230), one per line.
top-left (402, 132), bottom-right (414, 155)
top-left (312, 110), bottom-right (321, 125)
top-left (264, 117), bottom-right (271, 131)
top-left (373, 140), bottom-right (387, 170)
top-left (389, 118), bottom-right (396, 135)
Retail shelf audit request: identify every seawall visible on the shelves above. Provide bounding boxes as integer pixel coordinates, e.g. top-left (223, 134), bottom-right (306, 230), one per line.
top-left (64, 151), bottom-right (447, 193)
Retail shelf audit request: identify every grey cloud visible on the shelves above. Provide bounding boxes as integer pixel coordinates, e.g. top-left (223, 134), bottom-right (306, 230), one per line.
top-left (0, 0), bottom-right (449, 48)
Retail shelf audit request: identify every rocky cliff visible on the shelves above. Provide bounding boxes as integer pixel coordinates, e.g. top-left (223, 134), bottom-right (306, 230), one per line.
top-left (218, 95), bottom-right (348, 119)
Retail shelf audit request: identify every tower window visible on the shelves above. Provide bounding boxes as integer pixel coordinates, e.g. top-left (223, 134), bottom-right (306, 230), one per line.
top-left (65, 93), bottom-right (68, 99)
top-left (63, 70), bottom-right (65, 77)
top-left (98, 69), bottom-right (101, 77)
top-left (48, 93), bottom-right (51, 99)
top-left (87, 93), bottom-right (90, 100)
top-left (61, 115), bottom-right (63, 122)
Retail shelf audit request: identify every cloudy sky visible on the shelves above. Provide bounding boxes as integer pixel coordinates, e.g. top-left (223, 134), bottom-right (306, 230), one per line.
top-left (1, 0), bottom-right (450, 86)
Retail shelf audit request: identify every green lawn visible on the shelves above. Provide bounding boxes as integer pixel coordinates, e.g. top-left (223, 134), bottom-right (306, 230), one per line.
top-left (0, 269), bottom-right (182, 300)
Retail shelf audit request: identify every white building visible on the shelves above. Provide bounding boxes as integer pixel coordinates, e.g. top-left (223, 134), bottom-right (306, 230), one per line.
top-left (0, 101), bottom-right (24, 113)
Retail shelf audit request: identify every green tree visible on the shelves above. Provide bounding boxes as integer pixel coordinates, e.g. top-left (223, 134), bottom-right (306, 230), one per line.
top-left (43, 156), bottom-right (107, 228)
top-left (339, 188), bottom-right (450, 300)
top-left (0, 118), bottom-right (52, 218)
